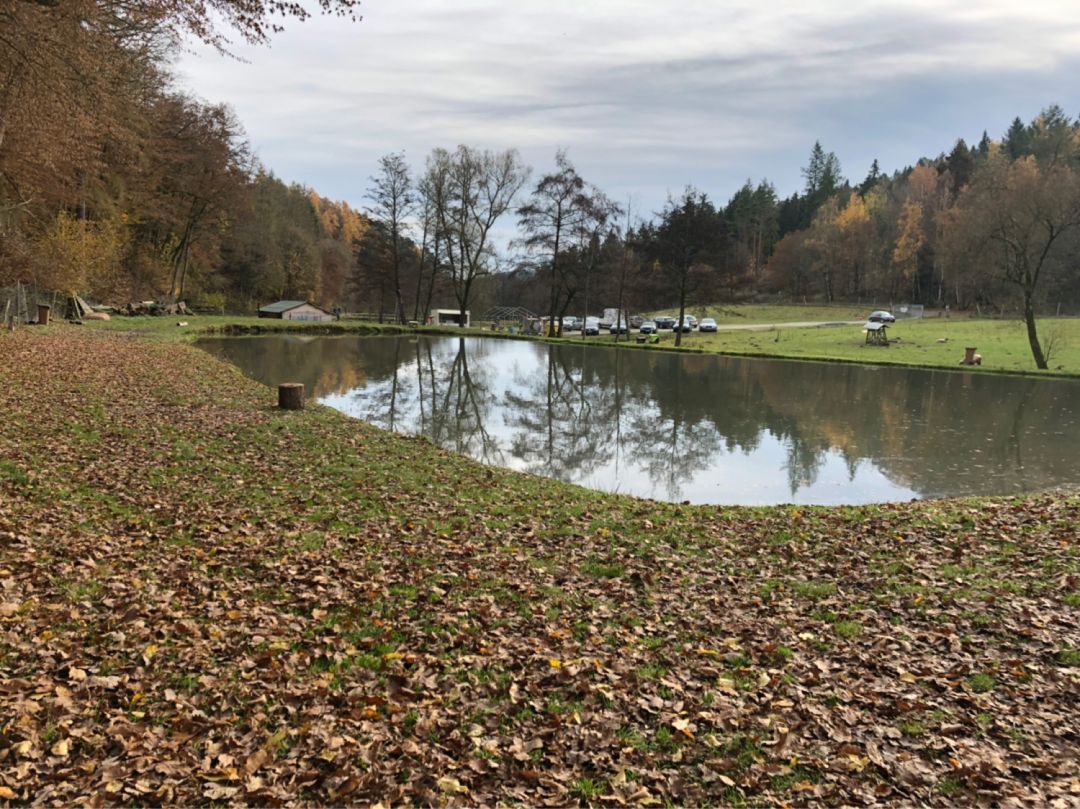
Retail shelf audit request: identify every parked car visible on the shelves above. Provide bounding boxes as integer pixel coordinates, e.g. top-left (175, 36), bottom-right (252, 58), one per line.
top-left (868, 310), bottom-right (896, 323)
top-left (583, 317), bottom-right (600, 336)
top-left (639, 320), bottom-right (657, 334)
top-left (699, 317), bottom-right (717, 332)
top-left (599, 308), bottom-right (620, 329)
top-left (561, 316), bottom-right (579, 331)
top-left (675, 316), bottom-right (695, 332)
top-left (654, 316), bottom-right (676, 330)
top-left (629, 315), bottom-right (645, 329)
top-left (610, 318), bottom-right (630, 334)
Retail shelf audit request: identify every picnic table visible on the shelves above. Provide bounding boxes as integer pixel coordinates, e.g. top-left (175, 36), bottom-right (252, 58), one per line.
top-left (864, 321), bottom-right (888, 346)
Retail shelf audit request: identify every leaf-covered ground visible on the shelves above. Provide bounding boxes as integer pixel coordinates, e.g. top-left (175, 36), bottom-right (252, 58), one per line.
top-left (1, 328), bottom-right (1079, 806)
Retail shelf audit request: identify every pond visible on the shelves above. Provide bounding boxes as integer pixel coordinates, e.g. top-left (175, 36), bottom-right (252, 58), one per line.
top-left (197, 334), bottom-right (1080, 505)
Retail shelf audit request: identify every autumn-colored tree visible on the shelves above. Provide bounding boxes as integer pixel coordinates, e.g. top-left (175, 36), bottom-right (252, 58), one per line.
top-left (33, 211), bottom-right (129, 298)
top-left (834, 194), bottom-right (873, 299)
top-left (892, 200), bottom-right (925, 301)
top-left (763, 230), bottom-right (811, 298)
top-left (310, 192), bottom-right (367, 306)
top-left (803, 197), bottom-right (840, 302)
top-left (943, 152), bottom-right (1080, 368)
top-left (0, 0), bottom-right (142, 204)
top-left (1, 0), bottom-right (362, 303)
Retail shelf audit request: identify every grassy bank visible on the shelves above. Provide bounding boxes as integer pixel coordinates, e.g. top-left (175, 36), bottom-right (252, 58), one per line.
top-left (643, 306), bottom-right (1080, 376)
top-left (672, 316), bottom-right (1080, 376)
top-left (86, 314), bottom-right (487, 342)
top-left (1, 324), bottom-right (1078, 805)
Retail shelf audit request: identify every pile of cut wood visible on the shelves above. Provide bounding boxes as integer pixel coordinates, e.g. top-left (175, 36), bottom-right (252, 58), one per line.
top-left (124, 300), bottom-right (191, 316)
top-left (65, 296), bottom-right (110, 321)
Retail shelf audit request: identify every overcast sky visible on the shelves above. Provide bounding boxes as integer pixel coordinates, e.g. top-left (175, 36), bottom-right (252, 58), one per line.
top-left (175, 0), bottom-right (1080, 224)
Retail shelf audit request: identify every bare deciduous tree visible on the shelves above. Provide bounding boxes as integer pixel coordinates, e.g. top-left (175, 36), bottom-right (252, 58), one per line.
top-left (517, 150), bottom-right (588, 333)
top-left (367, 152), bottom-right (414, 323)
top-left (430, 145), bottom-right (529, 326)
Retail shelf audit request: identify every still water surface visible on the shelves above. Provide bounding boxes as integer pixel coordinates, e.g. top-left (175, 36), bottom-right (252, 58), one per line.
top-left (198, 334), bottom-right (1080, 505)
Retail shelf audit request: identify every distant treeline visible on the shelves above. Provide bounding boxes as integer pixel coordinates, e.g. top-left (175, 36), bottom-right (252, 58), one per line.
top-left (3, 2), bottom-right (1079, 366)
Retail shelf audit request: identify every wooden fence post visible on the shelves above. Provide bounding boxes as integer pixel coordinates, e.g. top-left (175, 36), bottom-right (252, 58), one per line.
top-left (37, 304), bottom-right (50, 326)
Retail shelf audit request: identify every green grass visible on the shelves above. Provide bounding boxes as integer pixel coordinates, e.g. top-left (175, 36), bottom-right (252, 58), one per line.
top-left (968, 673), bottom-right (996, 693)
top-left (937, 775), bottom-right (965, 796)
top-left (770, 764), bottom-right (821, 791)
top-left (1057, 648), bottom-right (1080, 666)
top-left (582, 559), bottom-right (624, 578)
top-left (899, 720), bottom-right (926, 737)
top-left (84, 313), bottom-right (496, 343)
top-left (792, 580), bottom-right (837, 599)
top-left (638, 307), bottom-right (1080, 376)
top-left (570, 777), bottom-right (604, 801)
top-left (833, 620), bottom-right (862, 639)
top-left (650, 303), bottom-right (867, 324)
top-left (0, 460), bottom-right (29, 485)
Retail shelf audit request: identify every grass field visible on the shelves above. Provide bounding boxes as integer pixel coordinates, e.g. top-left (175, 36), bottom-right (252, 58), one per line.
top-left (1, 324), bottom-right (1079, 805)
top-left (636, 305), bottom-right (1080, 376)
top-left (650, 303), bottom-right (870, 324)
top-left (669, 316), bottom-right (1080, 375)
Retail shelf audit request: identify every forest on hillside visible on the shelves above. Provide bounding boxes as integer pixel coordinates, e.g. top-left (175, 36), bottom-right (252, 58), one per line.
top-left (4, 0), bottom-right (1080, 365)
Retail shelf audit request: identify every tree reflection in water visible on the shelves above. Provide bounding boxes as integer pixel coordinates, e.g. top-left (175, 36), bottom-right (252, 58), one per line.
top-left (503, 344), bottom-right (605, 483)
top-left (197, 335), bottom-right (1080, 505)
top-left (355, 337), bottom-right (503, 466)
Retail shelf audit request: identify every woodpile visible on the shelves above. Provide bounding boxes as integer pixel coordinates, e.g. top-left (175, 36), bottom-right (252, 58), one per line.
top-left (123, 300), bottom-right (191, 316)
top-left (65, 296), bottom-right (96, 320)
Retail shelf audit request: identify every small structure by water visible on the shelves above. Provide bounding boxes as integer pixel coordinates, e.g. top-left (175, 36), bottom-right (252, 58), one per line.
top-left (429, 308), bottom-right (470, 327)
top-left (258, 300), bottom-right (333, 322)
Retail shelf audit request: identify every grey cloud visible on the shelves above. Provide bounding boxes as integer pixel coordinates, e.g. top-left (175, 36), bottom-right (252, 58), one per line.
top-left (176, 0), bottom-right (1080, 218)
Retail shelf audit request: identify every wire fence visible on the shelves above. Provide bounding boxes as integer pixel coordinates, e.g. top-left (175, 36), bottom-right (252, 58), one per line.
top-left (890, 304), bottom-right (925, 319)
top-left (1, 283), bottom-right (62, 326)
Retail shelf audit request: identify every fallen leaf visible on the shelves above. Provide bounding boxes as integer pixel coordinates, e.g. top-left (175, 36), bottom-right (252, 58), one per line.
top-left (244, 749), bottom-right (268, 775)
top-left (437, 776), bottom-right (468, 794)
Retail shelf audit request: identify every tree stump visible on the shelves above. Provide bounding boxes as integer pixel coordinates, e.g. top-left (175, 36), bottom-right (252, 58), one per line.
top-left (961, 346), bottom-right (981, 366)
top-left (37, 304), bottom-right (51, 326)
top-left (278, 383), bottom-right (305, 410)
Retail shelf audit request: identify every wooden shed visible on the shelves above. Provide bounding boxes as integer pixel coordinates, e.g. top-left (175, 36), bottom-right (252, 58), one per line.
top-left (258, 300), bottom-right (333, 322)
top-left (428, 308), bottom-right (471, 327)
